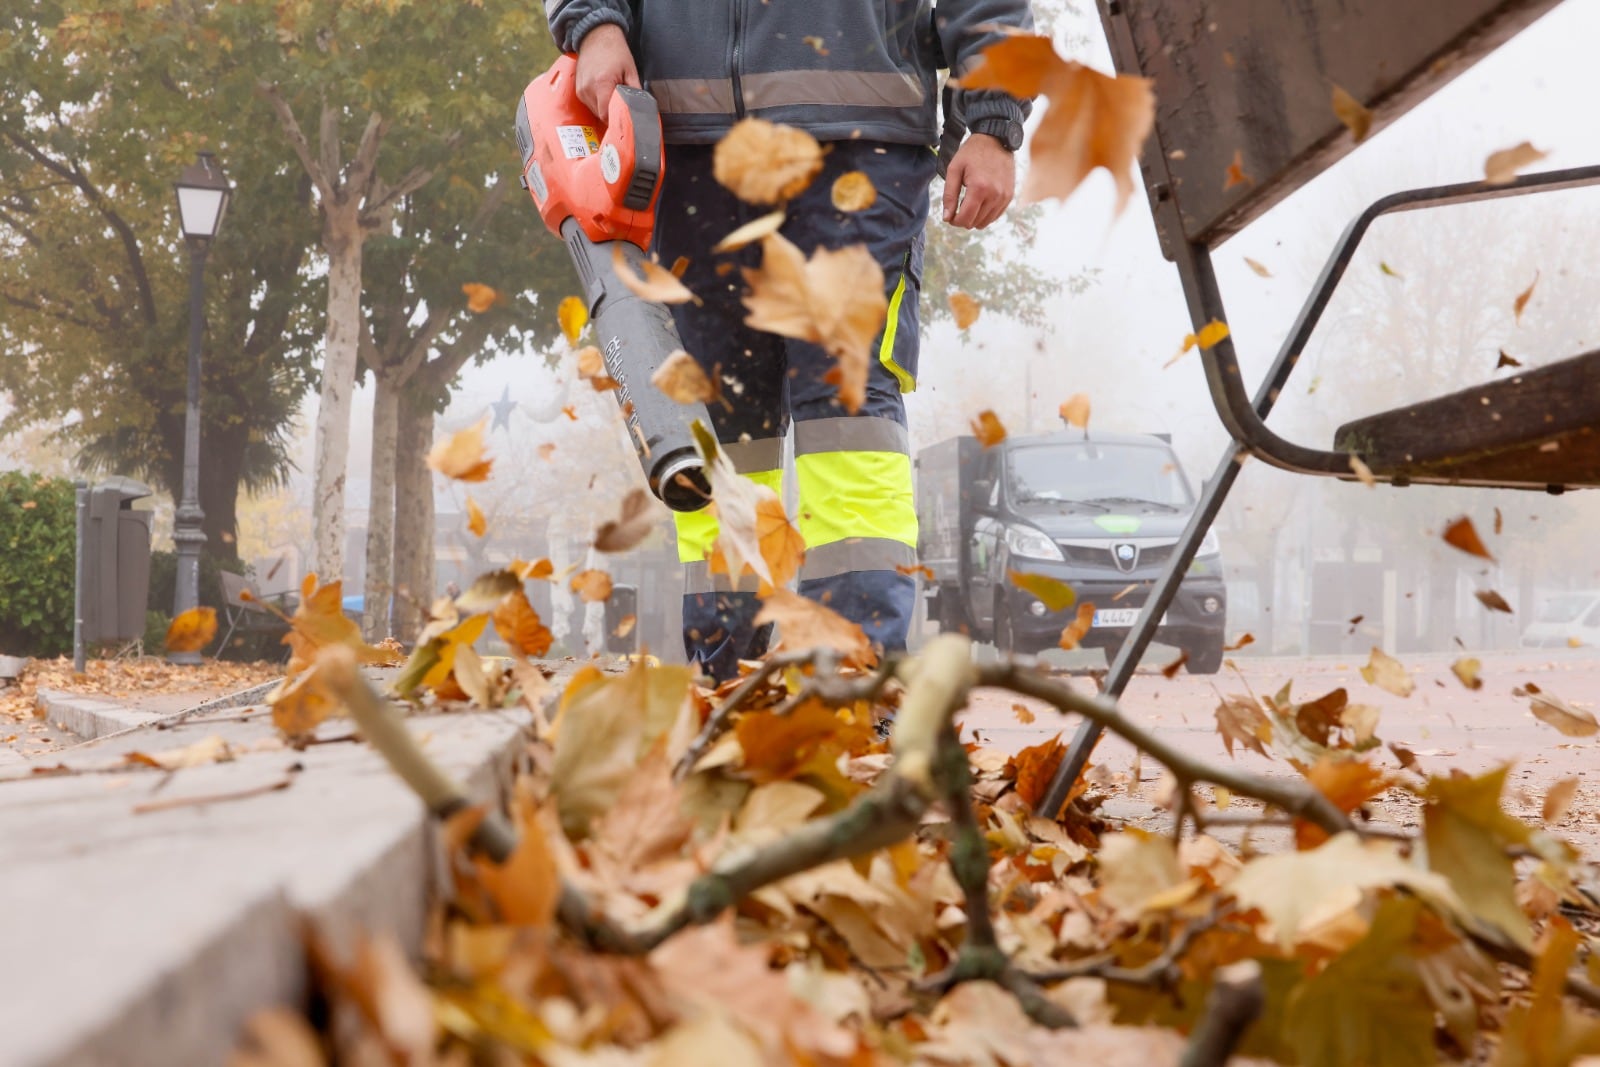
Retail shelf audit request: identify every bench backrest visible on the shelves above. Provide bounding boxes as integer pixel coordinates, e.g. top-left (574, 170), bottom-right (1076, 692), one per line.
top-left (218, 570), bottom-right (256, 608)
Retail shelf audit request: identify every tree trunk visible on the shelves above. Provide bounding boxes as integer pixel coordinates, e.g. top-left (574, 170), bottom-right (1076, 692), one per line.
top-left (311, 225), bottom-right (364, 584)
top-left (363, 372), bottom-right (399, 639)
top-left (392, 394), bottom-right (435, 643)
top-left (199, 423), bottom-right (246, 566)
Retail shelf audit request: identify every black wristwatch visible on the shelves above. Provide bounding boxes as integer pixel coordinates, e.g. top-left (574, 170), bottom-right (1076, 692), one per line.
top-left (970, 117), bottom-right (1024, 152)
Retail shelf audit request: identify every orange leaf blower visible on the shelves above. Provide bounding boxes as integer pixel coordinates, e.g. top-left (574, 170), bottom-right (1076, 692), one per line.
top-left (515, 55), bottom-right (711, 511)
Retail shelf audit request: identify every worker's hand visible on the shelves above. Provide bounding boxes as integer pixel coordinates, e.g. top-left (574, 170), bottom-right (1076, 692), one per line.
top-left (942, 134), bottom-right (1016, 230)
top-left (575, 24), bottom-right (641, 118)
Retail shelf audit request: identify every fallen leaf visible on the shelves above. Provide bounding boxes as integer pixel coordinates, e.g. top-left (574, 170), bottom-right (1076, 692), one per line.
top-left (1008, 571), bottom-right (1076, 612)
top-left (165, 607), bottom-right (217, 654)
top-left (1330, 84), bottom-right (1372, 143)
top-left (1296, 756), bottom-right (1390, 850)
top-left (492, 588), bottom-right (553, 659)
top-left (1244, 257), bottom-right (1272, 278)
top-left (651, 350), bottom-right (717, 404)
top-left (465, 495), bottom-right (487, 538)
top-left (1495, 918), bottom-right (1600, 1065)
top-left (613, 246), bottom-right (696, 304)
top-left (1215, 694), bottom-right (1272, 758)
top-left (1223, 149), bottom-right (1252, 190)
top-left (1348, 454), bottom-right (1377, 488)
top-left (712, 210), bottom-right (786, 253)
top-left (125, 734), bottom-right (233, 770)
top-left (427, 418), bottom-right (493, 483)
top-left (1059, 393), bottom-right (1091, 429)
top-left (713, 119), bottom-right (824, 204)
top-left (1012, 734), bottom-right (1067, 813)
top-left (471, 791), bottom-right (561, 926)
top-left (1442, 516), bottom-right (1493, 560)
top-left (594, 487), bottom-right (662, 552)
top-left (1497, 349), bottom-right (1522, 369)
top-left (1543, 777), bottom-right (1580, 823)
top-left (958, 34), bottom-right (1153, 208)
top-left (949, 291), bottom-right (981, 329)
top-left (1450, 657), bottom-right (1483, 691)
top-left (557, 294), bottom-right (587, 345)
top-left (268, 660), bottom-right (341, 738)
top-left (462, 283), bottom-right (500, 313)
top-left (1484, 141), bottom-right (1548, 185)
top-left (755, 589), bottom-right (875, 666)
top-left (1360, 647), bottom-right (1414, 698)
top-left (971, 410), bottom-right (1006, 447)
top-left (1529, 692), bottom-right (1598, 737)
top-left (1098, 828), bottom-right (1186, 917)
top-left (570, 569), bottom-right (613, 603)
top-left (1475, 589), bottom-right (1514, 614)
top-left (831, 171), bottom-right (876, 212)
top-left (1514, 270), bottom-right (1539, 323)
top-left (1058, 601), bottom-right (1095, 650)
top-left (1012, 703), bottom-right (1036, 725)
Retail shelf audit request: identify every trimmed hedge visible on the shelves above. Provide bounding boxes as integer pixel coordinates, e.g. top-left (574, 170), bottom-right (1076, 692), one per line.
top-left (0, 472), bottom-right (77, 657)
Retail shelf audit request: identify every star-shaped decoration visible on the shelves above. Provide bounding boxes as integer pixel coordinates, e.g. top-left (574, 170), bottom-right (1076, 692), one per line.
top-left (489, 385), bottom-right (518, 433)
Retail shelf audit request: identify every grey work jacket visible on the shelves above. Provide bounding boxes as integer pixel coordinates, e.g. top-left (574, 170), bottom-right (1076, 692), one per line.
top-left (547, 0), bottom-right (1033, 145)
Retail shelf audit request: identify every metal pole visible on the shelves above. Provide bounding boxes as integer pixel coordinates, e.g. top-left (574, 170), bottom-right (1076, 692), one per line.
top-left (170, 240), bottom-right (208, 665)
top-left (73, 479), bottom-right (88, 674)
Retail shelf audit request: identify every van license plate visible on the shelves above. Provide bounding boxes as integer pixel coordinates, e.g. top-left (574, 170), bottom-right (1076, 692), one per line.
top-left (1093, 608), bottom-right (1140, 627)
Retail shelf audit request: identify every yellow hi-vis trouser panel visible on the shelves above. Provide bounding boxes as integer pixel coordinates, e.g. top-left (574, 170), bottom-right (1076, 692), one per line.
top-left (674, 437), bottom-right (784, 593)
top-left (794, 416), bottom-right (916, 581)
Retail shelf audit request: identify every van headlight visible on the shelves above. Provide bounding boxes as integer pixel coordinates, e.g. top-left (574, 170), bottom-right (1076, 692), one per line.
top-left (1005, 524), bottom-right (1064, 561)
top-left (1197, 529), bottom-right (1222, 558)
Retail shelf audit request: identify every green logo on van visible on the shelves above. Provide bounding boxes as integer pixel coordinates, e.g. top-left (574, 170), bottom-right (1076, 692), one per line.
top-left (1093, 515), bottom-right (1142, 535)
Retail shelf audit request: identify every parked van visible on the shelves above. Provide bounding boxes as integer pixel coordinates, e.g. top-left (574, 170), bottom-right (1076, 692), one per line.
top-left (1521, 591), bottom-right (1600, 648)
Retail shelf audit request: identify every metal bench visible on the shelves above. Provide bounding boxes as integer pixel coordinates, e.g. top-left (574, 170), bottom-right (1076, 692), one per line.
top-left (1042, 0), bottom-right (1593, 812)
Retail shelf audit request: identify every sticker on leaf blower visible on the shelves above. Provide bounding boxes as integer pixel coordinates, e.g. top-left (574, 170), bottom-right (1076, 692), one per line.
top-left (557, 125), bottom-right (600, 159)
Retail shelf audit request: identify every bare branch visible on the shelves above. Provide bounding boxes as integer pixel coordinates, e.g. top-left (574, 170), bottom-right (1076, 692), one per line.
top-left (256, 83), bottom-right (337, 207)
top-left (347, 111), bottom-right (388, 200)
top-left (1180, 960), bottom-right (1264, 1067)
top-left (673, 650), bottom-right (817, 781)
top-left (317, 100), bottom-right (342, 189)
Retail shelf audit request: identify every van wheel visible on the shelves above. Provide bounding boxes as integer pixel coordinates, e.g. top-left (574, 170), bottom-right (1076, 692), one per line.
top-left (1186, 639), bottom-right (1225, 675)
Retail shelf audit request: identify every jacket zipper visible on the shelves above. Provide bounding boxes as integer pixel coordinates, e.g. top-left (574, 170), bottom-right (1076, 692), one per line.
top-left (729, 0), bottom-right (746, 117)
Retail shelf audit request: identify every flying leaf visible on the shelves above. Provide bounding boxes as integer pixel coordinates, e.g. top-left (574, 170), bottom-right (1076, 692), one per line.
top-left (831, 171), bottom-right (876, 212)
top-left (651, 350), bottom-right (717, 404)
top-left (1244, 256), bottom-right (1273, 278)
top-left (1215, 694), bottom-right (1272, 758)
top-left (557, 295), bottom-right (587, 345)
top-left (1223, 149), bottom-right (1252, 190)
top-left (971, 409), bottom-right (1006, 447)
top-left (1330, 84), bottom-right (1372, 143)
top-left (1008, 571), bottom-right (1076, 612)
top-left (453, 569), bottom-right (523, 615)
top-left (1495, 918), bottom-right (1600, 1065)
top-left (1296, 756), bottom-right (1390, 850)
top-left (492, 588), bottom-right (553, 660)
top-left (512, 558), bottom-right (554, 581)
top-left (1059, 393), bottom-right (1091, 429)
top-left (165, 606), bottom-right (218, 654)
top-left (576, 345), bottom-right (604, 379)
top-left (958, 34), bottom-right (1153, 208)
top-left (708, 484), bottom-right (805, 596)
top-left (1497, 349), bottom-right (1522, 369)
top-left (1360, 647), bottom-right (1414, 698)
top-left (1058, 601), bottom-right (1095, 650)
top-left (1475, 589), bottom-right (1514, 614)
top-left (427, 418), bottom-right (493, 483)
top-left (282, 576), bottom-right (397, 674)
top-left (741, 233), bottom-right (886, 414)
top-left (1514, 270), bottom-right (1539, 323)
top-left (1379, 261), bottom-right (1403, 279)
top-left (1224, 633), bottom-right (1255, 652)
top-left (1423, 766), bottom-right (1532, 946)
top-left (462, 283), bottom-right (500, 313)
top-left (612, 246), bottom-right (697, 304)
top-left (268, 661), bottom-right (341, 739)
top-left (593, 488), bottom-right (663, 553)
top-left (1484, 141), bottom-right (1548, 185)
top-left (1529, 692), bottom-right (1598, 737)
top-left (1182, 320), bottom-right (1230, 353)
top-left (1451, 657), bottom-right (1483, 691)
top-left (570, 569), bottom-right (613, 603)
top-left (1160, 650), bottom-right (1189, 678)
top-left (711, 209), bottom-right (785, 253)
top-left (713, 118), bottom-right (824, 204)
top-left (948, 291), bottom-right (981, 329)
top-left (1012, 703), bottom-right (1036, 725)
top-left (1543, 777), bottom-right (1580, 823)
top-left (754, 589), bottom-right (875, 666)
top-left (465, 495), bottom-right (487, 538)
top-left (1442, 515), bottom-right (1494, 560)
top-left (1348, 454), bottom-right (1377, 488)
top-left (736, 700), bottom-right (873, 787)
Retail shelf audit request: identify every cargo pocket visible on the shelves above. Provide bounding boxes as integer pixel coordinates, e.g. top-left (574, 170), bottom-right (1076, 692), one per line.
top-left (879, 230), bottom-right (924, 393)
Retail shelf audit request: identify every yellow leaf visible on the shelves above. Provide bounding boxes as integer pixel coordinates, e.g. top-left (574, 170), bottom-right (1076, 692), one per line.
top-left (970, 409), bottom-right (1006, 448)
top-left (1008, 570), bottom-right (1076, 612)
top-left (1058, 393), bottom-right (1091, 429)
top-left (1450, 657), bottom-right (1483, 691)
top-left (557, 295), bottom-right (587, 346)
top-left (570, 569), bottom-right (613, 603)
top-left (830, 171), bottom-right (876, 212)
top-left (1542, 777), bottom-right (1580, 823)
top-left (1098, 828), bottom-right (1185, 918)
top-left (711, 209), bottom-right (785, 254)
top-left (417, 614), bottom-right (490, 692)
top-left (1183, 320), bottom-right (1230, 352)
top-left (948, 291), bottom-right (981, 329)
top-left (511, 558), bottom-right (554, 581)
top-left (268, 660), bottom-right (341, 740)
top-left (1423, 766), bottom-right (1533, 946)
top-left (712, 119), bottom-right (823, 204)
top-left (651, 350), bottom-right (717, 404)
top-left (1514, 270), bottom-right (1539, 324)
top-left (1359, 646), bottom-right (1414, 698)
top-left (427, 417), bottom-right (493, 483)
top-left (959, 35), bottom-right (1153, 209)
top-left (754, 589), bottom-right (875, 666)
top-left (1494, 918), bottom-right (1600, 1065)
top-left (461, 282), bottom-right (500, 313)
top-left (1484, 140), bottom-right (1548, 185)
top-left (465, 495), bottom-right (486, 538)
top-left (1330, 84), bottom-right (1372, 143)
top-left (492, 588), bottom-right (553, 659)
top-left (612, 246), bottom-right (697, 304)
top-left (1058, 601), bottom-right (1095, 650)
top-left (165, 606), bottom-right (217, 654)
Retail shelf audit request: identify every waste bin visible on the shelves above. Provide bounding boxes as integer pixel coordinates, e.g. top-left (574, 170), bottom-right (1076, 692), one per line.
top-left (605, 583), bottom-right (639, 654)
top-left (81, 477), bottom-right (152, 643)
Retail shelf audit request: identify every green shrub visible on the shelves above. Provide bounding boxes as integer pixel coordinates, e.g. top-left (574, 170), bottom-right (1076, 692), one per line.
top-left (143, 609), bottom-right (172, 653)
top-left (0, 472), bottom-right (77, 657)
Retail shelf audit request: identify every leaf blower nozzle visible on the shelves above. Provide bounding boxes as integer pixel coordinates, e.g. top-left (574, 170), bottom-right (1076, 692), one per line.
top-left (516, 57), bottom-right (713, 513)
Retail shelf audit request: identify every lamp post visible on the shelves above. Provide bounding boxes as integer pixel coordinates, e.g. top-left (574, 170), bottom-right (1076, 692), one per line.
top-left (170, 151), bottom-right (230, 664)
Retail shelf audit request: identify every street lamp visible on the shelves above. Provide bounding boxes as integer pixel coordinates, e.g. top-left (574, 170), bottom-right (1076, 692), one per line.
top-left (170, 150), bottom-right (230, 664)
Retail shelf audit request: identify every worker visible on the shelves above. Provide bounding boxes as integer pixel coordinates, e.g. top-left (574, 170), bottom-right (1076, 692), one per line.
top-left (547, 0), bottom-right (1034, 681)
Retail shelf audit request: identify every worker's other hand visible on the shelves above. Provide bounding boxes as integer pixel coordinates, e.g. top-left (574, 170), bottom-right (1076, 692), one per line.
top-left (575, 24), bottom-right (641, 118)
top-left (942, 134), bottom-right (1016, 230)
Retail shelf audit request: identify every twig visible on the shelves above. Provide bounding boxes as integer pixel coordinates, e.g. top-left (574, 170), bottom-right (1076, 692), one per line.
top-left (673, 651), bottom-right (816, 781)
top-left (771, 652), bottom-right (902, 717)
top-left (132, 776), bottom-right (293, 814)
top-left (1026, 917), bottom-right (1218, 986)
top-left (977, 661), bottom-right (1353, 836)
top-left (1180, 960), bottom-right (1264, 1067)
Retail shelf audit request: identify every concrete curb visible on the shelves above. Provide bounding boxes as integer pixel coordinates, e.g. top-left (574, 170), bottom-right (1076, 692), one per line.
top-left (35, 689), bottom-right (163, 739)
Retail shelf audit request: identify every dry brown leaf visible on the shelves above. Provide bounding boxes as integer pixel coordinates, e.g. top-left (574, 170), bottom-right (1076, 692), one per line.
top-left (1011, 734), bottom-right (1068, 813)
top-left (512, 558), bottom-right (554, 581)
top-left (1012, 702), bottom-right (1036, 725)
top-left (571, 569), bottom-right (613, 603)
top-left (755, 589), bottom-right (875, 666)
top-left (557, 294), bottom-right (587, 345)
top-left (831, 171), bottom-right (877, 212)
top-left (651, 350), bottom-right (717, 404)
top-left (1215, 694), bottom-right (1272, 758)
top-left (1529, 692), bottom-right (1598, 737)
top-left (1497, 349), bottom-right (1523, 369)
top-left (1360, 647), bottom-right (1414, 698)
top-left (1451, 657), bottom-right (1483, 691)
top-left (165, 607), bottom-right (217, 654)
top-left (492, 588), bottom-right (553, 659)
top-left (1442, 516), bottom-right (1494, 561)
top-left (1059, 393), bottom-right (1091, 429)
top-left (959, 34), bottom-right (1153, 208)
top-left (713, 119), bottom-right (824, 203)
top-left (1484, 141), bottom-right (1548, 185)
top-left (971, 409), bottom-right (1007, 448)
top-left (1543, 777), bottom-right (1580, 822)
top-left (1224, 633), bottom-right (1255, 652)
top-left (897, 563), bottom-right (936, 581)
top-left (708, 484), bottom-right (805, 596)
top-left (593, 487), bottom-right (662, 553)
top-left (1160, 651), bottom-right (1189, 679)
top-left (949, 291), bottom-right (981, 330)
top-left (576, 345), bottom-right (604, 379)
top-left (462, 282), bottom-right (500, 313)
top-left (125, 733), bottom-right (233, 771)
top-left (1223, 149), bottom-right (1252, 190)
top-left (612, 246), bottom-right (697, 304)
top-left (1296, 758), bottom-right (1391, 849)
top-left (1244, 256), bottom-right (1273, 278)
top-left (427, 418), bottom-right (493, 483)
top-left (472, 791), bottom-right (561, 926)
top-left (711, 210), bottom-right (785, 253)
top-left (1514, 271), bottom-right (1540, 324)
top-left (1059, 601), bottom-right (1095, 650)
top-left (1475, 589), bottom-right (1515, 614)
top-left (465, 495), bottom-right (487, 538)
top-left (1330, 84), bottom-right (1372, 143)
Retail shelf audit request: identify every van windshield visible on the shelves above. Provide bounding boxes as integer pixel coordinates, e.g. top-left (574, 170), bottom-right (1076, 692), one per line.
top-left (1536, 593), bottom-right (1597, 623)
top-left (1006, 442), bottom-right (1192, 508)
